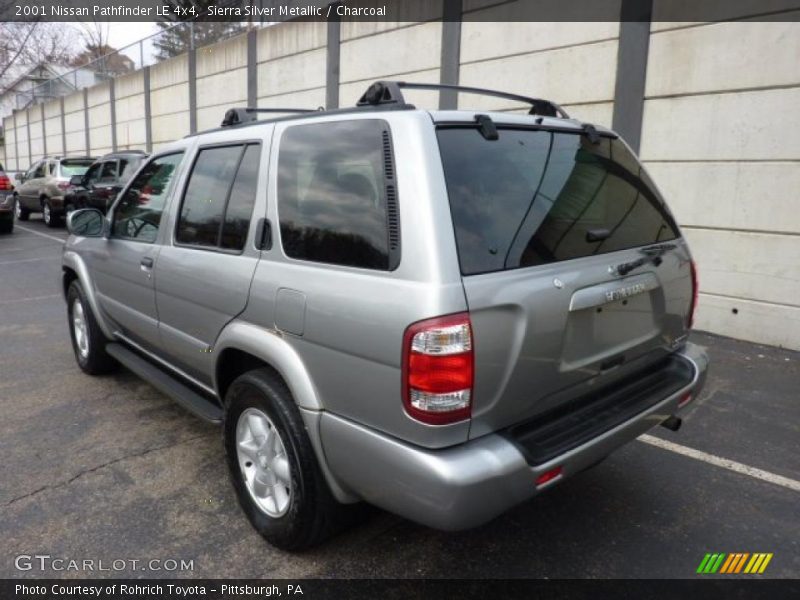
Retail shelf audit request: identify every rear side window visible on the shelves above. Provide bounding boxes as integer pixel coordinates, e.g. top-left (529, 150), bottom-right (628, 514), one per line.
top-left (176, 144), bottom-right (260, 251)
top-left (437, 129), bottom-right (679, 275)
top-left (277, 119), bottom-right (399, 271)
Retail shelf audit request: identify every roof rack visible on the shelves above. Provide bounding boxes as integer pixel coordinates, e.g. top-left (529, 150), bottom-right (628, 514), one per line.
top-left (221, 107), bottom-right (323, 127)
top-left (356, 81), bottom-right (570, 119)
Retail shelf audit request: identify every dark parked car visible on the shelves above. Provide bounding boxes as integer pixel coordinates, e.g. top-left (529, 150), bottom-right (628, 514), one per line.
top-left (0, 162), bottom-right (14, 233)
top-left (65, 151), bottom-right (148, 215)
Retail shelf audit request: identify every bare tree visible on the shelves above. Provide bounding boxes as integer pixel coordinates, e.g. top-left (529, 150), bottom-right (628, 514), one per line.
top-left (0, 22), bottom-right (79, 83)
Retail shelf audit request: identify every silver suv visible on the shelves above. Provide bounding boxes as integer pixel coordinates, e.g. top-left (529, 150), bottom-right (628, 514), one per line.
top-left (62, 81), bottom-right (708, 550)
top-left (14, 156), bottom-right (95, 227)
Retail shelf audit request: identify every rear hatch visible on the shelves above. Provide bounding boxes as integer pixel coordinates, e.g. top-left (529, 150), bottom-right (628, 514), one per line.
top-left (434, 115), bottom-right (694, 438)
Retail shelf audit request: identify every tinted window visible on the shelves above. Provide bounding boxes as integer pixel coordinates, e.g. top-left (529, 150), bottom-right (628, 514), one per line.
top-left (31, 162), bottom-right (45, 178)
top-left (437, 129), bottom-right (680, 275)
top-left (112, 153), bottom-right (183, 243)
top-left (221, 145), bottom-right (260, 250)
top-left (83, 163), bottom-right (102, 185)
top-left (278, 120), bottom-right (394, 270)
top-left (99, 161), bottom-right (118, 180)
top-left (119, 157), bottom-right (144, 182)
top-left (176, 144), bottom-right (260, 251)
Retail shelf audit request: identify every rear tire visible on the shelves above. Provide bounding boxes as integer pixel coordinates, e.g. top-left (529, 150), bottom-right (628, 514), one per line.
top-left (14, 196), bottom-right (29, 221)
top-left (223, 369), bottom-right (355, 551)
top-left (0, 218), bottom-right (12, 234)
top-left (43, 199), bottom-right (59, 228)
top-left (67, 280), bottom-right (117, 375)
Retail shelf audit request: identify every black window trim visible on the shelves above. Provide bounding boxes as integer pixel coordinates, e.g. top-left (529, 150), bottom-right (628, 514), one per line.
top-left (172, 140), bottom-right (262, 256)
top-left (275, 118), bottom-right (402, 273)
top-left (109, 150), bottom-right (185, 244)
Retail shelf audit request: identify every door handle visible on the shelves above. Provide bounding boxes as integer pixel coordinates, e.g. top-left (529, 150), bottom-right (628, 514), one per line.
top-left (140, 257), bottom-right (154, 268)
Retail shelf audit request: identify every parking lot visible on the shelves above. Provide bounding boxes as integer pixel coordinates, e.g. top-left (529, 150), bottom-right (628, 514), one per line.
top-left (1, 216), bottom-right (797, 579)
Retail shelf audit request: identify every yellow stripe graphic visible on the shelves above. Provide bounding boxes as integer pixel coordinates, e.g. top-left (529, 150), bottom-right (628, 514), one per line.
top-left (750, 554), bottom-right (766, 573)
top-left (734, 553), bottom-right (749, 573)
top-left (720, 554), bottom-right (736, 574)
top-left (744, 554), bottom-right (760, 574)
top-left (758, 553), bottom-right (773, 574)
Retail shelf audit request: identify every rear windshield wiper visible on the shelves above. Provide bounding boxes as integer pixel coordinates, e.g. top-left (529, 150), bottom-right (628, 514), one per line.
top-left (615, 243), bottom-right (677, 276)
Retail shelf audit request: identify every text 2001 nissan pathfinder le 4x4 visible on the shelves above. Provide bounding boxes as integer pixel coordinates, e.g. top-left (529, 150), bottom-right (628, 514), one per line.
top-left (62, 81), bottom-right (708, 550)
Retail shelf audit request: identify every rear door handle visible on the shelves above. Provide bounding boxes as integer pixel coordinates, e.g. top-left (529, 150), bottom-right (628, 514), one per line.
top-left (140, 257), bottom-right (154, 269)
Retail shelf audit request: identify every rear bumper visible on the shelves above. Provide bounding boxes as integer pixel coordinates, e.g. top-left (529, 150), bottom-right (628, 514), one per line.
top-left (320, 342), bottom-right (708, 531)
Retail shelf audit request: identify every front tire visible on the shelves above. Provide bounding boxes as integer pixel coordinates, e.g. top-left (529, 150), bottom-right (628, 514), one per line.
top-left (224, 369), bottom-right (353, 551)
top-left (14, 196), bottom-right (29, 221)
top-left (67, 281), bottom-right (117, 375)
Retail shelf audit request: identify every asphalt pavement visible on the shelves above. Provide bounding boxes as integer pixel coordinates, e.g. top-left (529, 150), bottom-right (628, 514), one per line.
top-left (1, 216), bottom-right (797, 579)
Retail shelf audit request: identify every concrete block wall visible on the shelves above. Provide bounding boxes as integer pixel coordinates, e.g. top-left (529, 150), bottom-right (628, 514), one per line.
top-left (150, 54), bottom-right (190, 152)
top-left (641, 16), bottom-right (800, 350)
top-left (63, 92), bottom-right (86, 157)
top-left (43, 99), bottom-right (63, 156)
top-left (115, 71), bottom-right (147, 150)
top-left (1, 8), bottom-right (797, 351)
top-left (87, 83), bottom-right (113, 156)
top-left (196, 34), bottom-right (249, 132)
top-left (257, 19), bottom-right (327, 112)
top-left (459, 2), bottom-right (620, 125)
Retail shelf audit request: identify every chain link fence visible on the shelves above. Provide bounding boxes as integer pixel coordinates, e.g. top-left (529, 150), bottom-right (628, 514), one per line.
top-left (15, 21), bottom-right (259, 110)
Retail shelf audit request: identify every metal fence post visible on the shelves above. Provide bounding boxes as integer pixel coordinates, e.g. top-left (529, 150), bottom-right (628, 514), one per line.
top-left (144, 66), bottom-right (152, 153)
top-left (60, 97), bottom-right (67, 156)
top-left (83, 88), bottom-right (90, 155)
top-left (326, 4), bottom-right (341, 110)
top-left (41, 104), bottom-right (47, 157)
top-left (247, 29), bottom-right (258, 107)
top-left (439, 0), bottom-right (462, 109)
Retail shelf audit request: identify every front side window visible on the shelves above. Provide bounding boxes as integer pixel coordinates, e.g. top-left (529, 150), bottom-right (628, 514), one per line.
top-left (30, 162), bottom-right (45, 179)
top-left (437, 129), bottom-right (680, 275)
top-left (99, 161), bottom-right (118, 181)
top-left (112, 153), bottom-right (183, 243)
top-left (277, 119), bottom-right (397, 270)
top-left (176, 144), bottom-right (260, 251)
top-left (83, 164), bottom-right (102, 186)
top-left (119, 157), bottom-right (144, 183)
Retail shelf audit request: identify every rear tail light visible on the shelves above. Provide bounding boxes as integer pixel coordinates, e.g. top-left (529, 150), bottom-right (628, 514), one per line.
top-left (402, 312), bottom-right (473, 425)
top-left (0, 175), bottom-right (12, 191)
top-left (688, 260), bottom-right (699, 329)
top-left (678, 391), bottom-right (693, 408)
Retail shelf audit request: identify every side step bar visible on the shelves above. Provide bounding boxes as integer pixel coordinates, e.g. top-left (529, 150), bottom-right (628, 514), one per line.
top-left (106, 343), bottom-right (223, 424)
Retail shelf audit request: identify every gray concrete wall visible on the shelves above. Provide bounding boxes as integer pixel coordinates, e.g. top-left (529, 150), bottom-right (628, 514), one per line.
top-left (641, 15), bottom-right (800, 350)
top-left (1, 11), bottom-right (798, 350)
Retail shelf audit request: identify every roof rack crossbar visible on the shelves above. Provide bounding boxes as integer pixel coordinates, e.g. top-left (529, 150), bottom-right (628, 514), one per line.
top-left (221, 107), bottom-right (323, 127)
top-left (356, 81), bottom-right (570, 119)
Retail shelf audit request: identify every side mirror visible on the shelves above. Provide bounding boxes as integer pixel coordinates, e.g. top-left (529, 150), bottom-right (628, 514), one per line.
top-left (69, 175), bottom-right (84, 186)
top-left (15, 173), bottom-right (24, 182)
top-left (66, 208), bottom-right (104, 237)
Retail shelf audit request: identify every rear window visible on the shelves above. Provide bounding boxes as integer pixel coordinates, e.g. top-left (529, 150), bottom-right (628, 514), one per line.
top-left (60, 160), bottom-right (94, 177)
top-left (437, 128), bottom-right (679, 276)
